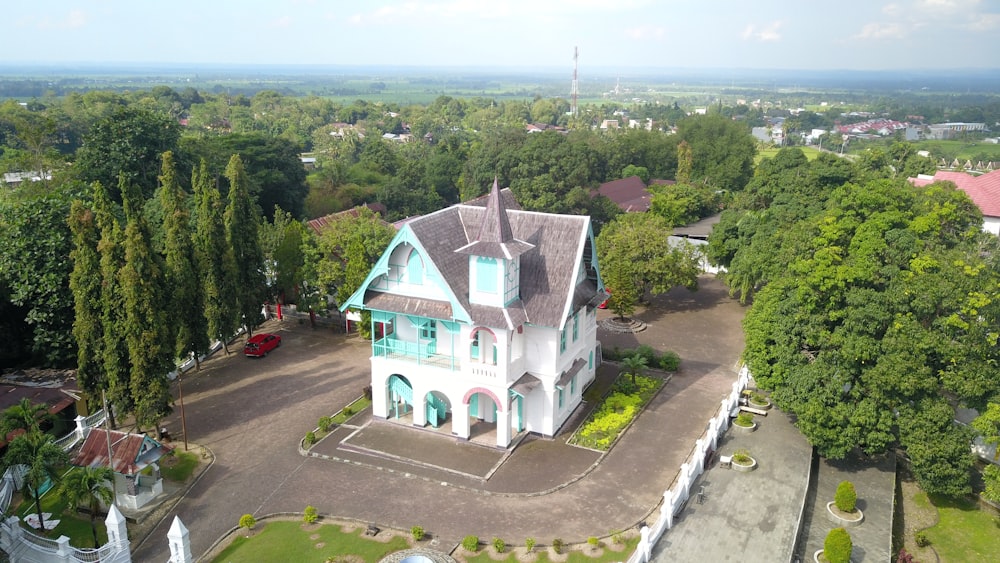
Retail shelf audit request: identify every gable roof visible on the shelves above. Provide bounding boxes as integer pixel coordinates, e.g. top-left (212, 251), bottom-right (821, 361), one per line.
top-left (598, 176), bottom-right (652, 212)
top-left (306, 203), bottom-right (388, 234)
top-left (343, 187), bottom-right (602, 329)
top-left (909, 169), bottom-right (1000, 217)
top-left (71, 429), bottom-right (171, 475)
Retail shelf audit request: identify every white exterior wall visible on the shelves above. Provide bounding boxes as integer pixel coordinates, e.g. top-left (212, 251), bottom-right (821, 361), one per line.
top-left (983, 216), bottom-right (1000, 236)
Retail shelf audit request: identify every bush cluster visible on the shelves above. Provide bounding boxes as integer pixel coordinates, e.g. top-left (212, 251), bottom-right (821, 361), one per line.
top-left (834, 480), bottom-right (857, 513)
top-left (603, 345), bottom-right (680, 371)
top-left (735, 412), bottom-right (754, 427)
top-left (411, 526), bottom-right (424, 541)
top-left (575, 375), bottom-right (660, 450)
top-left (492, 537), bottom-right (505, 553)
top-left (525, 537), bottom-right (535, 552)
top-left (303, 431), bottom-right (316, 447)
top-left (914, 531), bottom-right (930, 547)
top-left (462, 535), bottom-right (479, 552)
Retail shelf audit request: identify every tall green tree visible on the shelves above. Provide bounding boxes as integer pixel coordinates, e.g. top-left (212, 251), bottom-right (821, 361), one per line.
top-left (119, 178), bottom-right (173, 432)
top-left (675, 114), bottom-right (756, 192)
top-left (2, 432), bottom-right (69, 532)
top-left (74, 105), bottom-right (180, 201)
top-left (223, 155), bottom-right (266, 335)
top-left (315, 206), bottom-right (395, 309)
top-left (193, 160), bottom-right (238, 353)
top-left (595, 213), bottom-right (701, 320)
top-left (159, 152), bottom-right (209, 369)
top-left (69, 199), bottom-right (104, 394)
top-left (58, 466), bottom-right (115, 547)
top-left (94, 181), bottom-right (131, 424)
top-left (0, 182), bottom-right (81, 366)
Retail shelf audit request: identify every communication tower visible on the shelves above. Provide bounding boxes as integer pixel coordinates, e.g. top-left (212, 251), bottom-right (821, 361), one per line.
top-left (570, 46), bottom-right (579, 117)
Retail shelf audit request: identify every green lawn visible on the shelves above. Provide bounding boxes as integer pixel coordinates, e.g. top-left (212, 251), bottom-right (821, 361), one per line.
top-left (911, 139), bottom-right (1000, 163)
top-left (14, 480), bottom-right (109, 548)
top-left (755, 145), bottom-right (821, 165)
top-left (158, 450), bottom-right (200, 482)
top-left (464, 538), bottom-right (640, 563)
top-left (921, 494), bottom-right (1000, 561)
top-left (211, 520), bottom-right (410, 563)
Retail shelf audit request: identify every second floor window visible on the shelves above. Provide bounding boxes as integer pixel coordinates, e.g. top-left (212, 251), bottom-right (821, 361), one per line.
top-left (421, 320), bottom-right (436, 340)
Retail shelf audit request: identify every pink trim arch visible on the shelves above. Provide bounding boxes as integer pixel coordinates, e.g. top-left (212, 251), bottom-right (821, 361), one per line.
top-left (469, 326), bottom-right (497, 340)
top-left (462, 387), bottom-right (504, 413)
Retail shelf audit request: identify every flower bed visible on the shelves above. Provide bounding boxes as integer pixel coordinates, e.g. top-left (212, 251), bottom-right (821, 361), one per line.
top-left (569, 375), bottom-right (663, 450)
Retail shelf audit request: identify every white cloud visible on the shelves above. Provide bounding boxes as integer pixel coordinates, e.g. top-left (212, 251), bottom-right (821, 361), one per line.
top-left (853, 22), bottom-right (906, 39)
top-left (35, 9), bottom-right (88, 30)
top-left (624, 25), bottom-right (665, 41)
top-left (270, 16), bottom-right (293, 29)
top-left (742, 20), bottom-right (783, 42)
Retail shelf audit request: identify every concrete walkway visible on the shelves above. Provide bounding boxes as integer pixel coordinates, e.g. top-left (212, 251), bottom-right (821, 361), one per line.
top-left (650, 407), bottom-right (813, 562)
top-left (795, 451), bottom-right (896, 562)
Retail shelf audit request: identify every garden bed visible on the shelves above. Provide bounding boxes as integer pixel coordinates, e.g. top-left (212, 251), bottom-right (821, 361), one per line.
top-left (568, 374), bottom-right (664, 451)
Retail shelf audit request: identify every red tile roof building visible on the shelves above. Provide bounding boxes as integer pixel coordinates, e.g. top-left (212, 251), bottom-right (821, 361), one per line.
top-left (909, 169), bottom-right (1000, 234)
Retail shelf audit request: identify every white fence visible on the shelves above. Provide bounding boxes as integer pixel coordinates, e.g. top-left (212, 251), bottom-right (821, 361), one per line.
top-left (625, 365), bottom-right (751, 563)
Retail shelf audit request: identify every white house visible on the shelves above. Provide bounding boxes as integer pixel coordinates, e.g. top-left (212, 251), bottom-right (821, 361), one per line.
top-left (341, 181), bottom-right (607, 448)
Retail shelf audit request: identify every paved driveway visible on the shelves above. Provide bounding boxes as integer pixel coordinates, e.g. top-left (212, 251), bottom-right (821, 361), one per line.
top-left (133, 276), bottom-right (747, 561)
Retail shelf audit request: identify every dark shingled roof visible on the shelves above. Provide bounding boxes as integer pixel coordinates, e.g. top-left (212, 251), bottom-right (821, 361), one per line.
top-left (598, 176), bottom-right (652, 212)
top-left (397, 187), bottom-right (601, 329)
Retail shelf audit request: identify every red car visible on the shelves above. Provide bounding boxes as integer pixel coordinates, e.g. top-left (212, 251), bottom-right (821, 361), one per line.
top-left (244, 333), bottom-right (281, 357)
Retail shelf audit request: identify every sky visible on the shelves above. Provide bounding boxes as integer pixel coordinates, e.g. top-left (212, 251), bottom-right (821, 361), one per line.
top-left (5, 0), bottom-right (1000, 71)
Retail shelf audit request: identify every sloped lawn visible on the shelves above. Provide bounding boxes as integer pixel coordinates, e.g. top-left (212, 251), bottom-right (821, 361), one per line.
top-left (921, 493), bottom-right (1000, 561)
top-left (211, 520), bottom-right (410, 563)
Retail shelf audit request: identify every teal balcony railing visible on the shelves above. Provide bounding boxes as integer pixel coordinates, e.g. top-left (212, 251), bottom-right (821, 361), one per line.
top-left (372, 336), bottom-right (457, 370)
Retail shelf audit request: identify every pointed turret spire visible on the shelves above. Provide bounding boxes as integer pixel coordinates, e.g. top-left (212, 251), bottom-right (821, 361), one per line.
top-left (456, 178), bottom-right (533, 259)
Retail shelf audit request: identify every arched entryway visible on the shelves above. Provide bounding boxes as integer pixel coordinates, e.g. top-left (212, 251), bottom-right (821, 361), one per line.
top-left (387, 374), bottom-right (414, 419)
top-left (424, 390), bottom-right (451, 428)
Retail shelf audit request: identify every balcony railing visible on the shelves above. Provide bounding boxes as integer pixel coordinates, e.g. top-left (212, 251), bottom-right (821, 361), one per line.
top-left (373, 337), bottom-right (458, 370)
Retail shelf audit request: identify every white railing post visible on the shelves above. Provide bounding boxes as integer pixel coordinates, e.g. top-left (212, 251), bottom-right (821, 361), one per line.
top-left (74, 414), bottom-right (87, 440)
top-left (640, 525), bottom-right (651, 562)
top-left (106, 505), bottom-right (130, 556)
top-left (168, 516), bottom-right (193, 563)
top-left (662, 490), bottom-right (674, 529)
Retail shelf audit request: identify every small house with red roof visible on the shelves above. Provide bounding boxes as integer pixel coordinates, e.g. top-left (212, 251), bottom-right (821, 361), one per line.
top-left (71, 429), bottom-right (172, 510)
top-left (598, 176), bottom-right (653, 212)
top-left (909, 169), bottom-right (1000, 235)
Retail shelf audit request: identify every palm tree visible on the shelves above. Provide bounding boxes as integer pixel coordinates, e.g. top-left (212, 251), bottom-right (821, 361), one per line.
top-left (59, 466), bottom-right (115, 546)
top-left (1, 398), bottom-right (52, 437)
top-left (2, 432), bottom-right (69, 532)
top-left (620, 354), bottom-right (649, 385)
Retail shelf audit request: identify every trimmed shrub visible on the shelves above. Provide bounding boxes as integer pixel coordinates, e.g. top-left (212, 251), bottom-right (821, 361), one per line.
top-left (525, 537), bottom-right (535, 552)
top-left (411, 526), bottom-right (425, 541)
top-left (750, 391), bottom-right (768, 405)
top-left (462, 535), bottom-right (479, 552)
top-left (914, 531), bottom-right (930, 547)
top-left (343, 406), bottom-right (353, 417)
top-left (303, 431), bottom-right (316, 447)
top-left (552, 538), bottom-right (564, 554)
top-left (303, 505), bottom-right (318, 524)
top-left (824, 527), bottom-right (852, 563)
top-left (492, 537), bottom-right (506, 553)
top-left (611, 530), bottom-right (625, 545)
top-left (658, 351), bottom-right (680, 371)
top-left (732, 448), bottom-right (752, 465)
top-left (318, 416), bottom-right (333, 432)
top-left (735, 412), bottom-right (753, 427)
top-left (587, 536), bottom-right (599, 549)
top-left (835, 481), bottom-right (857, 512)
top-left (363, 385), bottom-right (373, 400)
top-left (896, 548), bottom-right (914, 563)
top-left (239, 514), bottom-right (256, 536)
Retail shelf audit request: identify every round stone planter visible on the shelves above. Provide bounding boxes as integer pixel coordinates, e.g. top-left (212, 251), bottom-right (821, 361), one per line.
top-left (826, 501), bottom-right (865, 527)
top-left (748, 398), bottom-right (772, 410)
top-left (731, 456), bottom-right (757, 472)
top-left (814, 548), bottom-right (854, 563)
top-left (732, 421), bottom-right (757, 433)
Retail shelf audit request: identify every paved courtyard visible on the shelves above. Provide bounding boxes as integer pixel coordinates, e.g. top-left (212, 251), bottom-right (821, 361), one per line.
top-left (132, 276), bottom-right (747, 561)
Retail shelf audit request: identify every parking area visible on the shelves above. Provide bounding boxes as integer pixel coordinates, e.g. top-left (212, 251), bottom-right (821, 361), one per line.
top-left (133, 275), bottom-right (748, 561)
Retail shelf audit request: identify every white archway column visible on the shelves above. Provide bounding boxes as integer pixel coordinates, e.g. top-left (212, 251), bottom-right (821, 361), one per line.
top-left (453, 402), bottom-right (470, 438)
